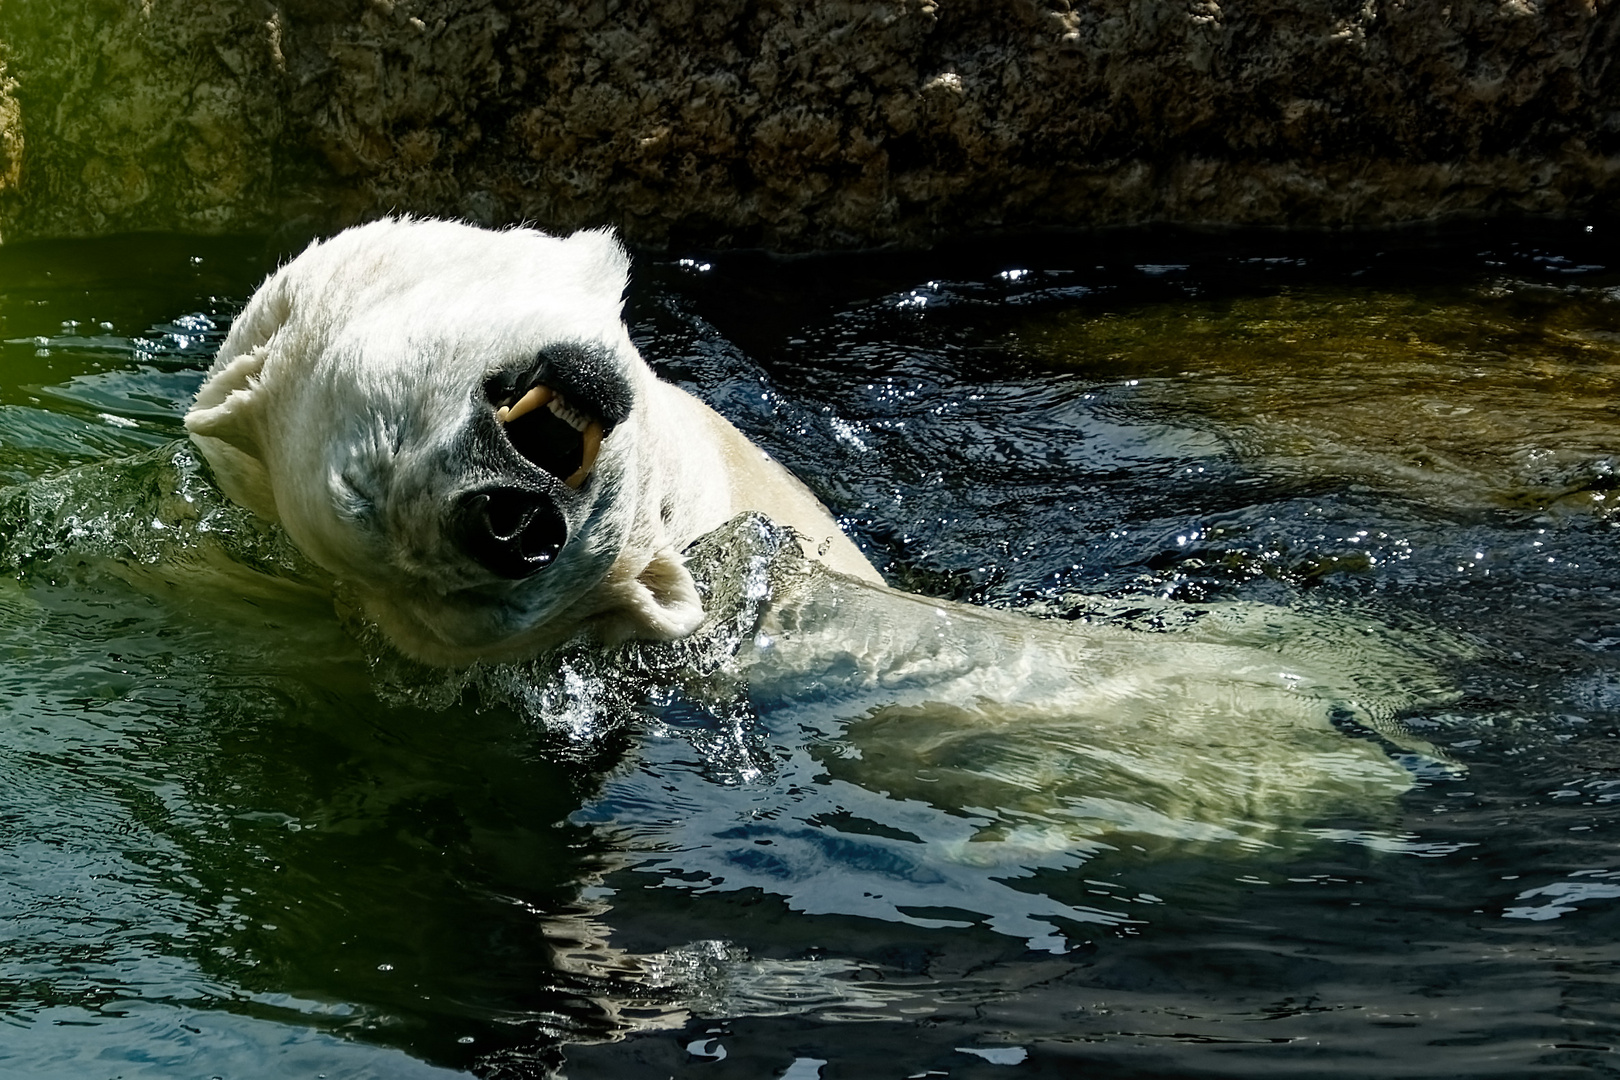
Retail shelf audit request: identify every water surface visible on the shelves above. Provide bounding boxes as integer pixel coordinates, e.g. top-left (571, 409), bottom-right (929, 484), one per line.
top-left (0, 225), bottom-right (1618, 1078)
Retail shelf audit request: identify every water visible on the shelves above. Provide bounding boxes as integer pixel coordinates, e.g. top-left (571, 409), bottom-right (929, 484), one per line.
top-left (0, 225), bottom-right (1617, 1077)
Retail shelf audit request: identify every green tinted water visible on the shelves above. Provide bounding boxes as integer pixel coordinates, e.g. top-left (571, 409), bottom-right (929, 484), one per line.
top-left (0, 227), bottom-right (1618, 1078)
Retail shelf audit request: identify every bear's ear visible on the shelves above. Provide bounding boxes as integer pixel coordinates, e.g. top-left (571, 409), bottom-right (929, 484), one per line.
top-left (184, 346), bottom-right (279, 521)
top-left (564, 226), bottom-right (631, 307)
top-left (604, 545), bottom-right (704, 642)
top-left (186, 348), bottom-right (266, 456)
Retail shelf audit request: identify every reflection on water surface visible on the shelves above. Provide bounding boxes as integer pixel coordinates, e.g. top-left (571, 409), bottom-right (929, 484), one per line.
top-left (0, 226), bottom-right (1618, 1077)
top-left (1020, 285), bottom-right (1620, 514)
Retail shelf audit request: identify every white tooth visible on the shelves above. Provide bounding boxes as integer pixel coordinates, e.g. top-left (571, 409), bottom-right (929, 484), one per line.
top-left (547, 395), bottom-right (591, 433)
top-left (566, 421), bottom-right (604, 489)
top-left (499, 384), bottom-right (554, 423)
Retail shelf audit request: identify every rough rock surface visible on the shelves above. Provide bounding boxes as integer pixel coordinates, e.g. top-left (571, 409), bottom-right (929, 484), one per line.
top-left (0, 0), bottom-right (1615, 249)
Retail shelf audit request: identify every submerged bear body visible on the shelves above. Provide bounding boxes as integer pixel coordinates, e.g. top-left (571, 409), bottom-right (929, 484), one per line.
top-left (179, 218), bottom-right (1448, 834)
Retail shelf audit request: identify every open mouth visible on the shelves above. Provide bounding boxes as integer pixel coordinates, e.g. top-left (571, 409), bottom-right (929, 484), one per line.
top-left (487, 381), bottom-right (604, 489)
top-left (483, 342), bottom-right (634, 492)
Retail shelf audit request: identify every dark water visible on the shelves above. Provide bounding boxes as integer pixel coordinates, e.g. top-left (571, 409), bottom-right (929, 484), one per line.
top-left (0, 225), bottom-right (1618, 1078)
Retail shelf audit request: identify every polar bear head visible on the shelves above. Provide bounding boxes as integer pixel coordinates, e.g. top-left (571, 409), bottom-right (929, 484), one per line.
top-left (184, 218), bottom-right (708, 664)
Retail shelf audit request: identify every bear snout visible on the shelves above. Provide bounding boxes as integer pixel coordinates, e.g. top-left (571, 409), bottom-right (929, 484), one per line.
top-left (451, 485), bottom-right (568, 579)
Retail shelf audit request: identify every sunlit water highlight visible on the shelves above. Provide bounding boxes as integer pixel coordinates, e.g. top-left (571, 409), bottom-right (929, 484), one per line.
top-left (0, 227), bottom-right (1617, 1077)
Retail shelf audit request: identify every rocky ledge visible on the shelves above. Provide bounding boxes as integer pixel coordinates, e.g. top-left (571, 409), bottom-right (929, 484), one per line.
top-left (0, 0), bottom-right (1615, 249)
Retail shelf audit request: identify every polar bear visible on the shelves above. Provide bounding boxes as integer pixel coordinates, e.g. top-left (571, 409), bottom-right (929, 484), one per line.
top-left (177, 216), bottom-right (1452, 839)
top-left (184, 217), bottom-right (881, 665)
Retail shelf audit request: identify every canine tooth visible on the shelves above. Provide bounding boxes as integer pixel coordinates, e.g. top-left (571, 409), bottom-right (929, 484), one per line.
top-left (498, 384), bottom-right (554, 423)
top-left (566, 420), bottom-right (603, 489)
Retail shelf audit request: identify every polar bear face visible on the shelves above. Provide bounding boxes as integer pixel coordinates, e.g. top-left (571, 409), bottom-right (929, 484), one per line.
top-left (184, 219), bottom-right (708, 663)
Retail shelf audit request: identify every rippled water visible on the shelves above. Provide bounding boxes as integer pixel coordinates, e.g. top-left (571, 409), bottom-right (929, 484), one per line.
top-left (1, 226), bottom-right (1619, 1077)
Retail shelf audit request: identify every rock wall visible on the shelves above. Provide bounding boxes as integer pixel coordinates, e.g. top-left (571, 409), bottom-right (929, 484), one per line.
top-left (0, 0), bottom-right (1615, 249)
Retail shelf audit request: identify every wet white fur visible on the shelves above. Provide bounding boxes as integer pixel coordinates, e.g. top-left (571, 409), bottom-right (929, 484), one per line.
top-left (181, 218), bottom-right (1451, 834)
top-left (185, 218), bottom-right (878, 664)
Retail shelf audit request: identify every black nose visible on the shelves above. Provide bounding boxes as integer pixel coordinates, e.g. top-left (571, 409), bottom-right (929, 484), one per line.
top-left (453, 486), bottom-right (567, 579)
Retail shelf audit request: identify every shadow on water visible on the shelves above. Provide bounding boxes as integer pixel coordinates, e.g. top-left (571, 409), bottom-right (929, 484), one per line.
top-left (0, 227), bottom-right (1618, 1077)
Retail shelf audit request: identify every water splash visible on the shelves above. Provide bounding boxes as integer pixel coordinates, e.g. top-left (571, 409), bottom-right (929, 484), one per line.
top-left (0, 440), bottom-right (315, 586)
